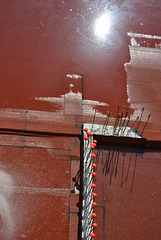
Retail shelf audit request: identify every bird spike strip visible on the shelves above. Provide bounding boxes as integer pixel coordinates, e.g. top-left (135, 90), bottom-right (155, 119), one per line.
top-left (83, 106), bottom-right (151, 239)
top-left (83, 127), bottom-right (98, 240)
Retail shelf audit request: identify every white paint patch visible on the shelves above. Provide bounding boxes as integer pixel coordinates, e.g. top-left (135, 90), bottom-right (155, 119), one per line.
top-left (83, 100), bottom-right (108, 106)
top-left (35, 96), bottom-right (63, 104)
top-left (0, 170), bottom-right (14, 240)
top-left (64, 90), bottom-right (81, 99)
top-left (64, 91), bottom-right (82, 114)
top-left (66, 74), bottom-right (81, 79)
top-left (69, 83), bottom-right (74, 88)
top-left (35, 90), bottom-right (82, 114)
top-left (35, 91), bottom-right (108, 116)
top-left (83, 99), bottom-right (108, 117)
top-left (35, 91), bottom-right (81, 103)
top-left (35, 96), bottom-right (64, 113)
top-left (0, 185), bottom-right (69, 196)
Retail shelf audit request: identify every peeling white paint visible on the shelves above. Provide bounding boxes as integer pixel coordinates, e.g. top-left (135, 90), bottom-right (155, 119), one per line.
top-left (35, 90), bottom-right (82, 114)
top-left (35, 91), bottom-right (108, 116)
top-left (83, 100), bottom-right (108, 106)
top-left (64, 90), bottom-right (82, 99)
top-left (35, 90), bottom-right (82, 103)
top-left (64, 91), bottom-right (82, 114)
top-left (66, 74), bottom-right (81, 79)
top-left (35, 96), bottom-right (64, 104)
top-left (35, 96), bottom-right (64, 113)
top-left (83, 99), bottom-right (108, 116)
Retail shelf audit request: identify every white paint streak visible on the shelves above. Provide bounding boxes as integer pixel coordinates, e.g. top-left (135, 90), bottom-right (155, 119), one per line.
top-left (0, 170), bottom-right (14, 240)
top-left (0, 185), bottom-right (69, 196)
top-left (83, 99), bottom-right (108, 117)
top-left (66, 74), bottom-right (81, 79)
top-left (35, 91), bottom-right (82, 104)
top-left (35, 96), bottom-right (64, 104)
top-left (35, 96), bottom-right (64, 113)
top-left (69, 83), bottom-right (74, 88)
top-left (64, 90), bottom-right (82, 99)
top-left (35, 90), bottom-right (82, 114)
top-left (83, 100), bottom-right (108, 106)
top-left (35, 91), bottom-right (108, 116)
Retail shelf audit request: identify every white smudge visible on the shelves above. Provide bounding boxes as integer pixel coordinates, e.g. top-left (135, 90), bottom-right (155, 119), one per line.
top-left (35, 96), bottom-right (64, 113)
top-left (35, 91), bottom-right (108, 116)
top-left (83, 100), bottom-right (108, 106)
top-left (35, 96), bottom-right (63, 104)
top-left (35, 90), bottom-right (82, 114)
top-left (64, 91), bottom-right (82, 114)
top-left (64, 90), bottom-right (82, 99)
top-left (0, 170), bottom-right (14, 240)
top-left (66, 74), bottom-right (81, 79)
top-left (83, 99), bottom-right (108, 117)
top-left (35, 91), bottom-right (82, 104)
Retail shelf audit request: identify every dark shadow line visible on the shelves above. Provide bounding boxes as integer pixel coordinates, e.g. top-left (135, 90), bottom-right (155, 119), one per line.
top-left (105, 151), bottom-right (111, 176)
top-left (102, 151), bottom-right (110, 175)
top-left (0, 128), bottom-right (80, 138)
top-left (124, 151), bottom-right (132, 182)
top-left (106, 150), bottom-right (115, 176)
top-left (107, 150), bottom-right (115, 176)
top-left (121, 152), bottom-right (126, 188)
top-left (130, 153), bottom-right (138, 193)
top-left (115, 150), bottom-right (120, 177)
top-left (109, 149), bottom-right (118, 185)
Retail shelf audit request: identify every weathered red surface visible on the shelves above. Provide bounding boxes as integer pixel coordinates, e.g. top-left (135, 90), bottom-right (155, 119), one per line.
top-left (94, 147), bottom-right (161, 240)
top-left (0, 124), bottom-right (80, 240)
top-left (1, 0), bottom-right (161, 239)
top-left (1, 0), bottom-right (161, 115)
top-left (0, 146), bottom-right (70, 239)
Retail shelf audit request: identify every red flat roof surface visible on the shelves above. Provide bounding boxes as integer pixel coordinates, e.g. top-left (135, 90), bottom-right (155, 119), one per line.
top-left (93, 146), bottom-right (161, 240)
top-left (0, 0), bottom-right (161, 118)
top-left (0, 0), bottom-right (161, 239)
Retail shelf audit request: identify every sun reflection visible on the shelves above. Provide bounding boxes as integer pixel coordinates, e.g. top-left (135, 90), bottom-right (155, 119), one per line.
top-left (94, 14), bottom-right (111, 38)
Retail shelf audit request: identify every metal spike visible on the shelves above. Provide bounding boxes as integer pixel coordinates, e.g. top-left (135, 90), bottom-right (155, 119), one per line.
top-left (117, 109), bottom-right (124, 136)
top-left (122, 116), bottom-right (130, 136)
top-left (141, 114), bottom-right (151, 136)
top-left (102, 111), bottom-right (109, 134)
top-left (113, 113), bottom-right (121, 135)
top-left (136, 107), bottom-right (144, 132)
top-left (126, 116), bottom-right (139, 136)
top-left (104, 112), bottom-right (112, 133)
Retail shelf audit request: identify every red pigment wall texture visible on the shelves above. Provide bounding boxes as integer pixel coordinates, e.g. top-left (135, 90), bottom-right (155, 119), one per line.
top-left (0, 125), bottom-right (80, 240)
top-left (94, 148), bottom-right (161, 240)
top-left (0, 1), bottom-right (161, 239)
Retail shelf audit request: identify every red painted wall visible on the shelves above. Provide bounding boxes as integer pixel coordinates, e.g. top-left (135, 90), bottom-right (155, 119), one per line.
top-left (0, 1), bottom-right (161, 239)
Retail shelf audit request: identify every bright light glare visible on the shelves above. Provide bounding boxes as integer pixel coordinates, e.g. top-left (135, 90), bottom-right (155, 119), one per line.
top-left (95, 14), bottom-right (110, 37)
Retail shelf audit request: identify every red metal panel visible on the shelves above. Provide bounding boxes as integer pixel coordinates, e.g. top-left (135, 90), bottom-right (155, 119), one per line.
top-left (94, 148), bottom-right (161, 240)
